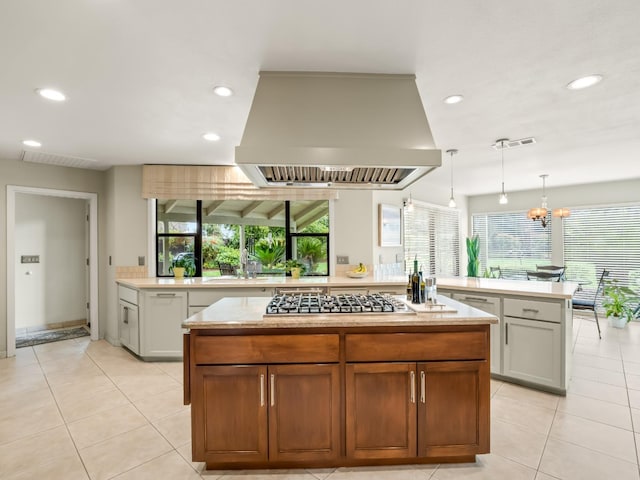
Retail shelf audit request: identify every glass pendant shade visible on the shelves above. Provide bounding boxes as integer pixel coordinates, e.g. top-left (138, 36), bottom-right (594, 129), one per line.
top-left (497, 139), bottom-right (508, 205)
top-left (553, 208), bottom-right (571, 218)
top-left (446, 149), bottom-right (457, 209)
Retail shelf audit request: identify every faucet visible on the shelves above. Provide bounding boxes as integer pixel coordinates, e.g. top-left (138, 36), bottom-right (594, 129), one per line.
top-left (241, 248), bottom-right (249, 279)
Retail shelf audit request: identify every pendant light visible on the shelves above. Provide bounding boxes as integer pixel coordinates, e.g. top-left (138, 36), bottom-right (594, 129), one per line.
top-left (446, 149), bottom-right (457, 208)
top-left (406, 192), bottom-right (414, 212)
top-left (528, 174), bottom-right (549, 227)
top-left (497, 138), bottom-right (509, 204)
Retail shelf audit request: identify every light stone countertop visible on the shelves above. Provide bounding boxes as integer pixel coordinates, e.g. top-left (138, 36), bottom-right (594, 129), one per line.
top-left (118, 275), bottom-right (578, 300)
top-left (182, 294), bottom-right (498, 329)
top-left (436, 277), bottom-right (579, 300)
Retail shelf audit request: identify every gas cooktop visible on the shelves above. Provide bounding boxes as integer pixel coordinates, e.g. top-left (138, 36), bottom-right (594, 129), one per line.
top-left (265, 293), bottom-right (411, 315)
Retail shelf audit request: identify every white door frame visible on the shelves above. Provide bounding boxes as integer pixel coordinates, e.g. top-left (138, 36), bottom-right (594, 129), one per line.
top-left (6, 186), bottom-right (99, 357)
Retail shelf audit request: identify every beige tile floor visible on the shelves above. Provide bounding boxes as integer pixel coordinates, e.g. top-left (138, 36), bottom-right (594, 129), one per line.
top-left (2, 314), bottom-right (640, 479)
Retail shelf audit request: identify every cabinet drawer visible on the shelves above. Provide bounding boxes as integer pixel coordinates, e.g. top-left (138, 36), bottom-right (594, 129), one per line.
top-left (194, 334), bottom-right (340, 364)
top-left (118, 285), bottom-right (138, 305)
top-left (504, 298), bottom-right (561, 323)
top-left (345, 332), bottom-right (488, 362)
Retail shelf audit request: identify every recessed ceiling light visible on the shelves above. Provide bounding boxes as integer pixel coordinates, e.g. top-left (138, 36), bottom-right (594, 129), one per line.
top-left (203, 132), bottom-right (221, 142)
top-left (213, 85), bottom-right (233, 97)
top-left (444, 94), bottom-right (464, 104)
top-left (23, 139), bottom-right (42, 147)
top-left (566, 74), bottom-right (603, 90)
top-left (36, 88), bottom-right (66, 102)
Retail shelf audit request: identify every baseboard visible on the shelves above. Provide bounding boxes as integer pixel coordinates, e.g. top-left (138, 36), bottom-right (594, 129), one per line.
top-left (17, 319), bottom-right (87, 334)
top-left (0, 350), bottom-right (7, 359)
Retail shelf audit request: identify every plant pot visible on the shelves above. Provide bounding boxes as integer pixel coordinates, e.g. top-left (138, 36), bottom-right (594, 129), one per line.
top-left (608, 316), bottom-right (628, 329)
top-left (290, 267), bottom-right (301, 279)
top-left (173, 267), bottom-right (185, 279)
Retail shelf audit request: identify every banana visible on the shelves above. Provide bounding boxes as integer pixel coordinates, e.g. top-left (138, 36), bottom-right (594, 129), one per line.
top-left (355, 263), bottom-right (367, 273)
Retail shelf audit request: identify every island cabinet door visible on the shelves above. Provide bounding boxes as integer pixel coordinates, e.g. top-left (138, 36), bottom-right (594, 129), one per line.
top-left (417, 361), bottom-right (489, 457)
top-left (268, 364), bottom-right (341, 462)
top-left (345, 363), bottom-right (417, 459)
top-left (192, 365), bottom-right (268, 464)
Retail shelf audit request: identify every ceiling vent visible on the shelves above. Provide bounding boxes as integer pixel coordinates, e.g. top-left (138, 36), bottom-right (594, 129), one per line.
top-left (492, 137), bottom-right (536, 150)
top-left (21, 150), bottom-right (108, 170)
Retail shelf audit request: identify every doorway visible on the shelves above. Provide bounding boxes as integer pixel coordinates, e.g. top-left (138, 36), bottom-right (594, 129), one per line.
top-left (6, 186), bottom-right (99, 357)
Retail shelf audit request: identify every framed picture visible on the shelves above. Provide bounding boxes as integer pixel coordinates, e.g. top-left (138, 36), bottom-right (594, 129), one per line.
top-left (378, 204), bottom-right (402, 247)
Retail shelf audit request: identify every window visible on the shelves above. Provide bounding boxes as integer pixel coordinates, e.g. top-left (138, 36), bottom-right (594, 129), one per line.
top-left (156, 199), bottom-right (330, 277)
top-left (472, 211), bottom-right (551, 278)
top-left (404, 202), bottom-right (460, 276)
top-left (563, 204), bottom-right (640, 292)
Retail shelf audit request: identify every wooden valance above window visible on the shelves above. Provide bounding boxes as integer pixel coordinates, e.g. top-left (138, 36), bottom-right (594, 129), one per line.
top-left (141, 165), bottom-right (338, 200)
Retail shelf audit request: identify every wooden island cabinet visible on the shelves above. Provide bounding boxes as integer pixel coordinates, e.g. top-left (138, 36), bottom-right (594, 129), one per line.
top-left (183, 296), bottom-right (497, 470)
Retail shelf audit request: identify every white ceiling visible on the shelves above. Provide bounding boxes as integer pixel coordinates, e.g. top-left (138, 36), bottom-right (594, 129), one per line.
top-left (2, 0), bottom-right (639, 196)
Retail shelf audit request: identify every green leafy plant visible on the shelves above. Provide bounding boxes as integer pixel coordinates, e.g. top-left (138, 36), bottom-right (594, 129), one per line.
top-left (466, 235), bottom-right (480, 278)
top-left (171, 254), bottom-right (196, 277)
top-left (602, 280), bottom-right (636, 322)
top-left (254, 237), bottom-right (286, 269)
top-left (283, 258), bottom-right (306, 274)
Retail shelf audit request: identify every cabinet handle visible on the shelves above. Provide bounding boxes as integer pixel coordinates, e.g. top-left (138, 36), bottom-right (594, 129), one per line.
top-left (505, 323), bottom-right (509, 345)
top-left (522, 308), bottom-right (539, 313)
top-left (463, 296), bottom-right (488, 302)
top-left (270, 374), bottom-right (275, 407)
top-left (123, 306), bottom-right (129, 324)
top-left (156, 293), bottom-right (177, 297)
top-left (420, 371), bottom-right (426, 404)
top-left (260, 374), bottom-right (265, 407)
top-left (410, 371), bottom-right (416, 403)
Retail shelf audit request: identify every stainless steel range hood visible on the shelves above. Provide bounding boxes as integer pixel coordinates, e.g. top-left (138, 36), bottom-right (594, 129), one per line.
top-left (235, 72), bottom-right (441, 190)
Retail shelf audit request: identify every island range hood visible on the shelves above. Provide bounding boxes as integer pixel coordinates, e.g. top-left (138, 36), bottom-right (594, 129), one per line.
top-left (235, 72), bottom-right (441, 190)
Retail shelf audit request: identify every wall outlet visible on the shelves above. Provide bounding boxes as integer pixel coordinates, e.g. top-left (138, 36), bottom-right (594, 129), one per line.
top-left (337, 255), bottom-right (349, 264)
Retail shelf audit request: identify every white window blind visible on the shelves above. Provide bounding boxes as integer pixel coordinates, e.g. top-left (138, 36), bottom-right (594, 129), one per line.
top-left (472, 211), bottom-right (552, 277)
top-left (403, 202), bottom-right (460, 276)
top-left (563, 205), bottom-right (640, 292)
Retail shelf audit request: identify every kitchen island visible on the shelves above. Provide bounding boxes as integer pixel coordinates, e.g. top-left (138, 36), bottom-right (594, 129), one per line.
top-left (182, 294), bottom-right (497, 470)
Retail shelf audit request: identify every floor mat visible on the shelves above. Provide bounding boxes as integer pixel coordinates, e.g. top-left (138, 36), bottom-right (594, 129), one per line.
top-left (16, 327), bottom-right (90, 348)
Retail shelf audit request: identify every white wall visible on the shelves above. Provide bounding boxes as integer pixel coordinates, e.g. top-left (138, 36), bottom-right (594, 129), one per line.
top-left (15, 194), bottom-right (87, 329)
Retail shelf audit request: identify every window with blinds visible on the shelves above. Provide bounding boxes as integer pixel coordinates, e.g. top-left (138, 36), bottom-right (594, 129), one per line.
top-left (403, 203), bottom-right (460, 276)
top-left (472, 211), bottom-right (552, 278)
top-left (563, 205), bottom-right (640, 293)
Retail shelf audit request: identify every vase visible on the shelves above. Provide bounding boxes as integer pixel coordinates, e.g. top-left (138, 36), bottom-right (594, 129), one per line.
top-left (609, 316), bottom-right (627, 329)
top-left (173, 267), bottom-right (185, 279)
top-left (291, 267), bottom-right (301, 279)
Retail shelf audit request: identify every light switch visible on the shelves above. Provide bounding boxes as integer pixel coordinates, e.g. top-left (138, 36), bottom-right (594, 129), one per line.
top-left (138, 256), bottom-right (145, 266)
top-left (21, 255), bottom-right (39, 264)
top-left (337, 255), bottom-right (349, 264)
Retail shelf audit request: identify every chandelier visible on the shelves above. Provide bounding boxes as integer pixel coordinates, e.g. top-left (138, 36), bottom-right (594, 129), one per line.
top-left (527, 174), bottom-right (570, 227)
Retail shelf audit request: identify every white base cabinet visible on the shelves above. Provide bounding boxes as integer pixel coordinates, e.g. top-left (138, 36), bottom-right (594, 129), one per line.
top-left (503, 316), bottom-right (561, 388)
top-left (140, 290), bottom-right (188, 359)
top-left (452, 294), bottom-right (501, 375)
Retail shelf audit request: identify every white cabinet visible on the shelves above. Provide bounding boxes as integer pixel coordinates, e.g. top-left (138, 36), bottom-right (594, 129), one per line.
top-left (502, 297), bottom-right (564, 390)
top-left (118, 286), bottom-right (139, 354)
top-left (140, 290), bottom-right (188, 359)
top-left (188, 287), bottom-right (274, 316)
top-left (118, 300), bottom-right (139, 354)
top-left (503, 316), bottom-right (561, 388)
top-left (452, 293), bottom-right (502, 375)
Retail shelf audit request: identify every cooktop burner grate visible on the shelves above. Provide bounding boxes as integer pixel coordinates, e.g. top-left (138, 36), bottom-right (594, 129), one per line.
top-left (265, 293), bottom-right (409, 315)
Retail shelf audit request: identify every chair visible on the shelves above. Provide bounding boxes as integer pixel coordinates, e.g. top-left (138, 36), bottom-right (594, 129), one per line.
top-left (489, 266), bottom-right (502, 279)
top-left (526, 270), bottom-right (563, 282)
top-left (572, 269), bottom-right (610, 339)
top-left (536, 265), bottom-right (566, 281)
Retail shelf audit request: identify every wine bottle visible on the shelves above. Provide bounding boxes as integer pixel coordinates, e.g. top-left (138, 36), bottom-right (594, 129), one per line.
top-left (411, 257), bottom-right (420, 304)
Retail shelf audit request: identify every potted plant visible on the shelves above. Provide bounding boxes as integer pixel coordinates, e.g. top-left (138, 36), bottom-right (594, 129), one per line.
top-left (466, 236), bottom-right (480, 278)
top-left (171, 253), bottom-right (196, 279)
top-left (602, 279), bottom-right (635, 328)
top-left (284, 259), bottom-right (306, 279)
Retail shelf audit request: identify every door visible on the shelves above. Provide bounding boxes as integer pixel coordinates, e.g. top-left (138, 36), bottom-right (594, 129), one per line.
top-left (503, 316), bottom-right (562, 388)
top-left (418, 361), bottom-right (489, 457)
top-left (192, 365), bottom-right (268, 463)
top-left (345, 362), bottom-right (417, 459)
top-left (268, 364), bottom-right (341, 462)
